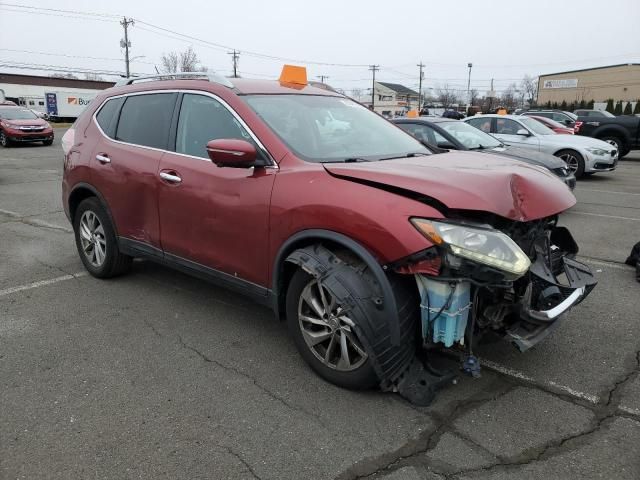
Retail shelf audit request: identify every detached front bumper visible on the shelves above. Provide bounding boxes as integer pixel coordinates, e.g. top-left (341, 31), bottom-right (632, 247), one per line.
top-left (507, 255), bottom-right (597, 351)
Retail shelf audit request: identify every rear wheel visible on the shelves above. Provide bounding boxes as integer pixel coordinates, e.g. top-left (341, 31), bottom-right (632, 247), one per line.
top-left (556, 149), bottom-right (585, 178)
top-left (73, 197), bottom-right (132, 278)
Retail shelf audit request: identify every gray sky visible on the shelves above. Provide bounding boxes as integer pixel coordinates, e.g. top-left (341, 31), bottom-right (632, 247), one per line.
top-left (1, 0), bottom-right (639, 96)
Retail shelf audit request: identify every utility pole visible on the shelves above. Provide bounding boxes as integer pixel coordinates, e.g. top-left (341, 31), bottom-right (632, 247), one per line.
top-left (417, 61), bottom-right (425, 112)
top-left (120, 17), bottom-right (134, 78)
top-left (228, 50), bottom-right (240, 78)
top-left (466, 62), bottom-right (473, 114)
top-left (369, 65), bottom-right (379, 111)
top-left (317, 75), bottom-right (329, 84)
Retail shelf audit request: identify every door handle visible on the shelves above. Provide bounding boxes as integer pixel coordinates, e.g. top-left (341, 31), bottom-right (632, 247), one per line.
top-left (159, 171), bottom-right (182, 184)
top-left (96, 154), bottom-right (110, 164)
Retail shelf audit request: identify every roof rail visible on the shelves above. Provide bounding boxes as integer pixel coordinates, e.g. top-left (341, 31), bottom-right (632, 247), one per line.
top-left (114, 72), bottom-right (234, 88)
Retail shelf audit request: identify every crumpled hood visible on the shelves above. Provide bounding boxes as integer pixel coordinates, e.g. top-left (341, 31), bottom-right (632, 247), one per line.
top-left (489, 146), bottom-right (567, 170)
top-left (323, 151), bottom-right (576, 222)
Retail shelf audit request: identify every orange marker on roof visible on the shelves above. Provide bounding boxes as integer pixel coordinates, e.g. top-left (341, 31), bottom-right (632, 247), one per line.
top-left (279, 65), bottom-right (308, 86)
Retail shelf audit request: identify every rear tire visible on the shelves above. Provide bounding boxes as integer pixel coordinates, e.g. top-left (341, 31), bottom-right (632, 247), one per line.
top-left (555, 149), bottom-right (585, 178)
top-left (73, 197), bottom-right (132, 278)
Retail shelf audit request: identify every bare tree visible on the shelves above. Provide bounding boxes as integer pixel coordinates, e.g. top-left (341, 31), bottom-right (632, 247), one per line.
top-left (520, 74), bottom-right (538, 106)
top-left (179, 46), bottom-right (200, 72)
top-left (51, 72), bottom-right (79, 79)
top-left (500, 83), bottom-right (519, 111)
top-left (436, 83), bottom-right (458, 108)
top-left (161, 47), bottom-right (206, 74)
top-left (469, 88), bottom-right (480, 106)
top-left (161, 51), bottom-right (179, 74)
top-left (83, 73), bottom-right (104, 81)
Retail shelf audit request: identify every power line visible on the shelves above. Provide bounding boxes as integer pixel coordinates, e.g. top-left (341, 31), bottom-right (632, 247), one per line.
top-left (0, 48), bottom-right (156, 65)
top-left (0, 6), bottom-right (118, 22)
top-left (0, 2), bottom-right (121, 17)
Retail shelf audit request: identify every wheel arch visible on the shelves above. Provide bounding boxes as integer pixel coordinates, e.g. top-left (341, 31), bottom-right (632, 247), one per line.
top-left (68, 183), bottom-right (118, 235)
top-left (271, 230), bottom-right (400, 334)
top-left (593, 125), bottom-right (631, 145)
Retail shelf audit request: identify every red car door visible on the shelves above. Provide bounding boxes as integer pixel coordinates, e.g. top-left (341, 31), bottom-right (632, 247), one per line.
top-left (157, 92), bottom-right (276, 287)
top-left (90, 92), bottom-right (177, 249)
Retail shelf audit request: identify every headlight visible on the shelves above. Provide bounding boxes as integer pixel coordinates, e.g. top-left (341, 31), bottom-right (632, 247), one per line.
top-left (586, 147), bottom-right (609, 156)
top-left (411, 219), bottom-right (531, 277)
top-left (44, 122), bottom-right (51, 129)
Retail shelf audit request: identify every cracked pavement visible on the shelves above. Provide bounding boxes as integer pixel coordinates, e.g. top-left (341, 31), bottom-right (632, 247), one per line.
top-left (1, 134), bottom-right (639, 479)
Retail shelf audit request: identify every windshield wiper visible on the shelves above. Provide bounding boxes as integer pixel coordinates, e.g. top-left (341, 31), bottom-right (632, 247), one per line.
top-left (322, 157), bottom-right (371, 163)
top-left (379, 152), bottom-right (430, 161)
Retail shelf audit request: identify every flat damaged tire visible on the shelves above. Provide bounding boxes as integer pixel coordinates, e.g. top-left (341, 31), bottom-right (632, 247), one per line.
top-left (285, 245), bottom-right (419, 390)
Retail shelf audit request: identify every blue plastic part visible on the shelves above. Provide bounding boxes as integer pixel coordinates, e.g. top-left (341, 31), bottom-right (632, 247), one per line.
top-left (416, 276), bottom-right (471, 347)
top-left (462, 354), bottom-right (482, 378)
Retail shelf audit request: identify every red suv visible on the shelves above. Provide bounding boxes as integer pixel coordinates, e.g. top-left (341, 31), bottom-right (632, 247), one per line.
top-left (0, 106), bottom-right (54, 147)
top-left (62, 72), bottom-right (596, 403)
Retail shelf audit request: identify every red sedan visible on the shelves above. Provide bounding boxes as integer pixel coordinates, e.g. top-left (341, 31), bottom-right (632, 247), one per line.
top-left (528, 115), bottom-right (574, 134)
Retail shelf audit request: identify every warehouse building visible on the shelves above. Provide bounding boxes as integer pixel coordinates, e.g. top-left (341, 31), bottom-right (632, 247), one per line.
top-left (0, 73), bottom-right (114, 115)
top-left (537, 63), bottom-right (640, 105)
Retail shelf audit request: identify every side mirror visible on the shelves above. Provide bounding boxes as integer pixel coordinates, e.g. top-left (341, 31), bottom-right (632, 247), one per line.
top-left (516, 129), bottom-right (530, 136)
top-left (436, 141), bottom-right (456, 149)
top-left (206, 139), bottom-right (258, 168)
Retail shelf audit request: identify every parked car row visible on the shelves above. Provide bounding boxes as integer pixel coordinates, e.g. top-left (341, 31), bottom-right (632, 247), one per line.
top-left (59, 70), bottom-right (597, 404)
top-left (520, 108), bottom-right (640, 158)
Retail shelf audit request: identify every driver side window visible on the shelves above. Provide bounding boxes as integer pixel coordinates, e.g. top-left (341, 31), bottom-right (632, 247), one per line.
top-left (175, 93), bottom-right (261, 160)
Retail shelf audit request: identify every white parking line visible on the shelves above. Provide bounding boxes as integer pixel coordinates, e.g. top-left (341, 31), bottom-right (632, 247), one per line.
top-left (0, 272), bottom-right (87, 297)
top-left (566, 211), bottom-right (640, 222)
top-left (481, 359), bottom-right (600, 404)
top-left (579, 188), bottom-right (640, 196)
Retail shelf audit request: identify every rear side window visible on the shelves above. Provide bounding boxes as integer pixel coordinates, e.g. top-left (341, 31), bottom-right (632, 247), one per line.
top-left (95, 97), bottom-right (124, 138)
top-left (115, 93), bottom-right (177, 149)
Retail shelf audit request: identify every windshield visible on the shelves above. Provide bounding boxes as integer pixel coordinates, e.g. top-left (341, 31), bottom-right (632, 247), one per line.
top-left (439, 121), bottom-right (502, 149)
top-left (519, 116), bottom-right (555, 135)
top-left (596, 110), bottom-right (615, 118)
top-left (564, 111), bottom-right (578, 120)
top-left (0, 107), bottom-right (39, 120)
top-left (243, 95), bottom-right (430, 162)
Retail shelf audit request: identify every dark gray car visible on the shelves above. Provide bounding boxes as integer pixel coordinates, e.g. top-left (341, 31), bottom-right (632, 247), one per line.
top-left (393, 117), bottom-right (576, 189)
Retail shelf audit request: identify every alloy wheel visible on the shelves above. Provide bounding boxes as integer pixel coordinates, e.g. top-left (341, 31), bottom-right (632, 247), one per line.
top-left (0, 132), bottom-right (7, 147)
top-left (604, 138), bottom-right (620, 151)
top-left (79, 210), bottom-right (107, 267)
top-left (297, 279), bottom-right (368, 372)
top-left (559, 152), bottom-right (579, 173)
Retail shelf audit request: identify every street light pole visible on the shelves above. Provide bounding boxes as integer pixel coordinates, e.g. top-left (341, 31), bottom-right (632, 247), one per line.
top-left (466, 62), bottom-right (473, 114)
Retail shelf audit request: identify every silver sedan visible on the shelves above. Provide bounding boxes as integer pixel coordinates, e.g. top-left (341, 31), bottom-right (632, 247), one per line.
top-left (465, 114), bottom-right (617, 177)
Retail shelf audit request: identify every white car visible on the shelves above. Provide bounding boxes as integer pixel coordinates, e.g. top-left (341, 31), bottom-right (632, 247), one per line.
top-left (465, 114), bottom-right (617, 178)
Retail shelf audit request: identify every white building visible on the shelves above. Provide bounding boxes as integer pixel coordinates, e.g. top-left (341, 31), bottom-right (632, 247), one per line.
top-left (358, 82), bottom-right (420, 117)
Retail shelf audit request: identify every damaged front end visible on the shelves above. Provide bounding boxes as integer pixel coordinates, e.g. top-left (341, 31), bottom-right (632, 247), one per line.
top-left (391, 215), bottom-right (597, 362)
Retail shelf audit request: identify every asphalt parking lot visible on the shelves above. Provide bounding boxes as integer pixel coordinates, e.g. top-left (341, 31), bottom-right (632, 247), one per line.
top-left (1, 129), bottom-right (639, 480)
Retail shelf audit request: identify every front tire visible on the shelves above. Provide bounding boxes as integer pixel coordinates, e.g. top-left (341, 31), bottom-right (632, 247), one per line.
top-left (73, 197), bottom-right (132, 278)
top-left (556, 149), bottom-right (585, 178)
top-left (43, 139), bottom-right (53, 146)
top-left (0, 131), bottom-right (11, 147)
top-left (286, 268), bottom-right (378, 389)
